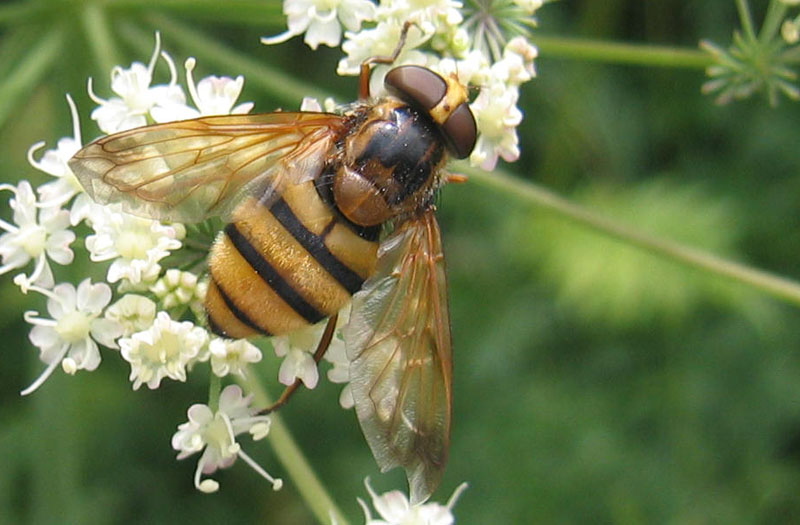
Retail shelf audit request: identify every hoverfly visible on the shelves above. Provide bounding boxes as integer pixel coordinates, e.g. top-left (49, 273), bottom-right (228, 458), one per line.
top-left (68, 28), bottom-right (476, 503)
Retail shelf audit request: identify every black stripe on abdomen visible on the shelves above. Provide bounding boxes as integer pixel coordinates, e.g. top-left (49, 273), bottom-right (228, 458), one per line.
top-left (210, 276), bottom-right (271, 336)
top-left (206, 310), bottom-right (226, 337)
top-left (224, 222), bottom-right (325, 324)
top-left (269, 197), bottom-right (365, 295)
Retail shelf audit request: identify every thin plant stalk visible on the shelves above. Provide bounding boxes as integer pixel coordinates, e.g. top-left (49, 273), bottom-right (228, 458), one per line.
top-left (464, 165), bottom-right (800, 307)
top-left (533, 35), bottom-right (711, 68)
top-left (241, 372), bottom-right (350, 525)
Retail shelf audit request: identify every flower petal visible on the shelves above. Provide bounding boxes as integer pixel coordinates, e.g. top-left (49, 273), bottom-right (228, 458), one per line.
top-left (77, 279), bottom-right (112, 313)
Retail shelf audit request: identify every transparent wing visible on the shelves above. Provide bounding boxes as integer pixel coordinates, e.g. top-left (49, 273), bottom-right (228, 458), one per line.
top-left (68, 112), bottom-right (344, 223)
top-left (344, 209), bottom-right (452, 504)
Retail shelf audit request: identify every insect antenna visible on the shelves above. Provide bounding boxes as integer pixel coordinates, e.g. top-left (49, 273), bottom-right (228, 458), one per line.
top-left (358, 21), bottom-right (418, 99)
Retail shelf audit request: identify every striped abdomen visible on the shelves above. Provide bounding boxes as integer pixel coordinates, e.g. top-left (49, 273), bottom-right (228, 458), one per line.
top-left (205, 180), bottom-right (379, 339)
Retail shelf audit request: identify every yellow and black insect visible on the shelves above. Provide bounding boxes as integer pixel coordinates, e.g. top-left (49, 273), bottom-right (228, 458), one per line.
top-left (69, 35), bottom-right (477, 503)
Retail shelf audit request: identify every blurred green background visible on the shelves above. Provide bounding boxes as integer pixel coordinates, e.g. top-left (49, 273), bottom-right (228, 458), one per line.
top-left (3, 0), bottom-right (800, 523)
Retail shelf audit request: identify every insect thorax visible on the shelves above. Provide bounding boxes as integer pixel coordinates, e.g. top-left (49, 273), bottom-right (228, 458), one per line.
top-left (331, 99), bottom-right (447, 227)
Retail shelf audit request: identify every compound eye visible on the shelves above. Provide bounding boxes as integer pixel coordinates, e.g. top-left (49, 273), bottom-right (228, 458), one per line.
top-left (442, 103), bottom-right (477, 159)
top-left (385, 65), bottom-right (477, 159)
top-left (384, 65), bottom-right (447, 111)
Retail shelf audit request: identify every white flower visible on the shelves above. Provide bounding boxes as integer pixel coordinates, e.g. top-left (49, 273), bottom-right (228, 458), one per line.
top-left (104, 294), bottom-right (157, 336)
top-left (0, 181), bottom-right (75, 289)
top-left (433, 50), bottom-right (491, 88)
top-left (150, 269), bottom-right (204, 310)
top-left (272, 312), bottom-right (348, 389)
top-left (338, 18), bottom-right (430, 77)
top-left (336, 0), bottom-right (465, 80)
top-left (300, 96), bottom-right (338, 112)
top-left (209, 338), bottom-right (262, 378)
top-left (272, 323), bottom-right (322, 388)
top-left (469, 80), bottom-right (523, 170)
top-left (358, 478), bottom-right (468, 524)
top-left (783, 18), bottom-right (800, 44)
top-left (27, 95), bottom-right (84, 208)
top-left (171, 385), bottom-right (280, 493)
top-left (377, 0), bottom-right (463, 36)
top-left (21, 279), bottom-right (122, 395)
top-left (500, 36), bottom-right (538, 85)
top-left (185, 57), bottom-right (254, 116)
top-left (513, 0), bottom-right (543, 11)
top-left (85, 206), bottom-right (182, 286)
top-left (119, 311), bottom-right (209, 390)
top-left (323, 332), bottom-right (355, 409)
top-left (262, 0), bottom-right (376, 50)
top-left (88, 33), bottom-right (187, 133)
top-left (271, 309), bottom-right (353, 404)
top-left (151, 57), bottom-right (255, 121)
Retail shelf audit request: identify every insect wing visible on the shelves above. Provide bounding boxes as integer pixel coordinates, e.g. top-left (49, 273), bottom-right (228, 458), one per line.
top-left (344, 210), bottom-right (452, 504)
top-left (68, 112), bottom-right (344, 223)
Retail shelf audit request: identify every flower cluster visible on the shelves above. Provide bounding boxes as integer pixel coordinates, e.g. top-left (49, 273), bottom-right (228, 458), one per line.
top-left (702, 0), bottom-right (800, 105)
top-left (4, 33), bottom-right (285, 493)
top-left (264, 0), bottom-right (542, 170)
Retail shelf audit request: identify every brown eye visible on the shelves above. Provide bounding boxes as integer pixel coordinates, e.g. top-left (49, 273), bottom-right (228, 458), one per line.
top-left (441, 102), bottom-right (476, 159)
top-left (384, 65), bottom-right (447, 111)
top-left (384, 65), bottom-right (477, 159)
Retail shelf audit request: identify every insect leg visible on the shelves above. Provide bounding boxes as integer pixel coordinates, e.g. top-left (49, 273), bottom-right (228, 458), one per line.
top-left (359, 20), bottom-right (415, 99)
top-left (260, 313), bottom-right (339, 414)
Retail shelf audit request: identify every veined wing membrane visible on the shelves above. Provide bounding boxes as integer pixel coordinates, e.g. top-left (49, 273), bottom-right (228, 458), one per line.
top-left (69, 112), bottom-right (344, 223)
top-left (344, 210), bottom-right (453, 504)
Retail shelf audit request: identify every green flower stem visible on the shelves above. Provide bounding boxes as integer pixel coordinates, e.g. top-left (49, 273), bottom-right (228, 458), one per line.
top-left (82, 3), bottom-right (122, 78)
top-left (759, 0), bottom-right (788, 44)
top-left (241, 371), bottom-right (350, 525)
top-left (736, 0), bottom-right (757, 41)
top-left (208, 372), bottom-right (222, 411)
top-left (32, 375), bottom-right (80, 523)
top-left (780, 44), bottom-right (800, 63)
top-left (532, 35), bottom-right (711, 69)
top-left (0, 26), bottom-right (64, 130)
top-left (463, 165), bottom-right (800, 307)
